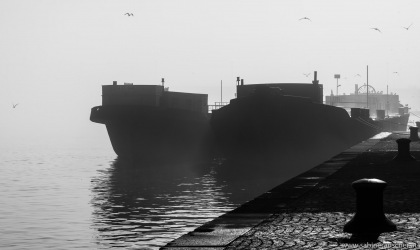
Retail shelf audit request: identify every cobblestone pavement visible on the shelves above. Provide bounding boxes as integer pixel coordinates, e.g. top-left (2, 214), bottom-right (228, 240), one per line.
top-left (226, 133), bottom-right (420, 249)
top-left (227, 213), bottom-right (420, 249)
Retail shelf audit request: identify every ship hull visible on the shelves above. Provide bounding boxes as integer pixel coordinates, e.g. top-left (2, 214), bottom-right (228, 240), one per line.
top-left (91, 106), bottom-right (214, 162)
top-left (375, 115), bottom-right (410, 132)
top-left (210, 94), bottom-right (409, 179)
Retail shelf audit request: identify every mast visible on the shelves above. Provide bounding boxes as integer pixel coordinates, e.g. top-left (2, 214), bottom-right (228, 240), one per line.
top-left (366, 65), bottom-right (369, 110)
top-left (336, 77), bottom-right (339, 96)
top-left (236, 77), bottom-right (240, 98)
top-left (386, 85), bottom-right (389, 117)
top-left (221, 80), bottom-right (223, 103)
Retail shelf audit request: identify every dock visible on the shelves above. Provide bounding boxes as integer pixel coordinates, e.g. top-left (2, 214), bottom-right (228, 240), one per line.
top-left (163, 131), bottom-right (420, 249)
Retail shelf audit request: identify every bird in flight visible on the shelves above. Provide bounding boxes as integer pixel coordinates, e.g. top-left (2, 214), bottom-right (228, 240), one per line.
top-left (393, 71), bottom-right (399, 74)
top-left (371, 28), bottom-right (381, 33)
top-left (299, 17), bottom-right (311, 21)
top-left (12, 103), bottom-right (18, 108)
top-left (125, 13), bottom-right (134, 16)
top-left (355, 74), bottom-right (361, 77)
top-left (303, 73), bottom-right (311, 77)
top-left (403, 23), bottom-right (413, 30)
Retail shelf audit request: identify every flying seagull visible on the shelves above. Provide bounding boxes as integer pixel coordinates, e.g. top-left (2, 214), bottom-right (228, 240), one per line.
top-left (303, 73), bottom-right (311, 77)
top-left (403, 23), bottom-right (413, 30)
top-left (12, 103), bottom-right (18, 108)
top-left (371, 27), bottom-right (381, 33)
top-left (393, 71), bottom-right (399, 74)
top-left (124, 13), bottom-right (134, 16)
top-left (355, 74), bottom-right (361, 77)
top-left (299, 17), bottom-right (311, 21)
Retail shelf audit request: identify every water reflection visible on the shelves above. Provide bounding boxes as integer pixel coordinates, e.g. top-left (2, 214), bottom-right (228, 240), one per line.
top-left (90, 136), bottom-right (355, 249)
top-left (90, 158), bottom-right (238, 249)
top-left (90, 153), bottom-right (339, 249)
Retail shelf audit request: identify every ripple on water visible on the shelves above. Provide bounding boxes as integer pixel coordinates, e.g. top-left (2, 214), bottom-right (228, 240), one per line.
top-left (1, 146), bottom-right (280, 250)
top-left (89, 159), bottom-right (242, 249)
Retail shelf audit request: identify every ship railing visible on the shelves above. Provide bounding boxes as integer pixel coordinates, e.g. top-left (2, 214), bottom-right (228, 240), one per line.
top-left (208, 102), bottom-right (229, 113)
top-left (355, 117), bottom-right (382, 131)
top-left (357, 116), bottom-right (410, 132)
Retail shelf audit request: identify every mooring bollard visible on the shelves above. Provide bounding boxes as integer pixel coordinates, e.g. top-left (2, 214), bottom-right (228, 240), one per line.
top-left (343, 178), bottom-right (396, 241)
top-left (409, 126), bottom-right (419, 141)
top-left (393, 138), bottom-right (415, 161)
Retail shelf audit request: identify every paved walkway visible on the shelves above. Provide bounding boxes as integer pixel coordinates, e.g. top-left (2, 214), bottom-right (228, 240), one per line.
top-left (163, 132), bottom-right (420, 249)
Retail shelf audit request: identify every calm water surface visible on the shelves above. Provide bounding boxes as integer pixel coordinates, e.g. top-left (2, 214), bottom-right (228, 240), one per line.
top-left (0, 144), bottom-right (279, 249)
top-left (3, 113), bottom-right (417, 250)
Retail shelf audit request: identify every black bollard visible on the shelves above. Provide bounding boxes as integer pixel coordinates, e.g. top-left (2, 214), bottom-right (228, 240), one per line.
top-left (343, 178), bottom-right (396, 242)
top-left (409, 126), bottom-right (419, 141)
top-left (393, 138), bottom-right (415, 161)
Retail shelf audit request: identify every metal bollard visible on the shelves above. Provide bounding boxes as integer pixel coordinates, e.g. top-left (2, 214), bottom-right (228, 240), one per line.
top-left (343, 178), bottom-right (396, 241)
top-left (393, 138), bottom-right (415, 161)
top-left (409, 126), bottom-right (419, 141)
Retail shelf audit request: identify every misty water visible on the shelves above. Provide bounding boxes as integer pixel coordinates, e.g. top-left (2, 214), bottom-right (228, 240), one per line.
top-left (1, 113), bottom-right (419, 250)
top-left (0, 143), bottom-right (294, 250)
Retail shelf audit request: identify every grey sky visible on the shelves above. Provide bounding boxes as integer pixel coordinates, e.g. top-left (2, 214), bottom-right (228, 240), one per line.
top-left (1, 0), bottom-right (419, 148)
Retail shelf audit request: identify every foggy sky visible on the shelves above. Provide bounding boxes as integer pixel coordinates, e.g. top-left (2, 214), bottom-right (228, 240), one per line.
top-left (1, 0), bottom-right (420, 149)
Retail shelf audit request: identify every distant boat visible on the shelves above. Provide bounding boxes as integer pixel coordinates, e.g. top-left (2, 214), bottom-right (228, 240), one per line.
top-left (325, 83), bottom-right (410, 132)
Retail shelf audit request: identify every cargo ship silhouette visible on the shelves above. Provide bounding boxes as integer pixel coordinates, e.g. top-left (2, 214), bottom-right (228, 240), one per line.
top-left (90, 72), bottom-right (409, 166)
top-left (90, 79), bottom-right (213, 162)
top-left (210, 71), bottom-right (409, 167)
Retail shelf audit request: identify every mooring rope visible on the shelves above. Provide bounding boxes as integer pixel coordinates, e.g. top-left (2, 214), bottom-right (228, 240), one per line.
top-left (409, 112), bottom-right (420, 119)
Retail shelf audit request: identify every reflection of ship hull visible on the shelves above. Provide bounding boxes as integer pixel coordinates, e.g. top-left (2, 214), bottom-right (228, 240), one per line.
top-left (210, 92), bottom-right (409, 166)
top-left (90, 105), bottom-right (213, 162)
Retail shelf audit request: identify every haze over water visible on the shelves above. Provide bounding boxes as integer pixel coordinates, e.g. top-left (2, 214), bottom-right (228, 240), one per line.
top-left (1, 112), bottom-right (418, 249)
top-left (1, 0), bottom-right (420, 149)
top-left (2, 0), bottom-right (420, 249)
top-left (0, 143), bottom-right (233, 249)
top-left (0, 139), bottom-right (316, 249)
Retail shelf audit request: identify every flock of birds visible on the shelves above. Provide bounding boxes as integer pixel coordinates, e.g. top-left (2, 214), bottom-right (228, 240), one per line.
top-left (299, 17), bottom-right (411, 80)
top-left (370, 26), bottom-right (413, 33)
top-left (8, 14), bottom-right (416, 109)
top-left (124, 13), bottom-right (413, 34)
top-left (299, 16), bottom-right (413, 34)
top-left (124, 13), bottom-right (413, 33)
